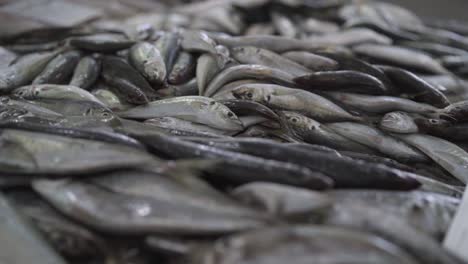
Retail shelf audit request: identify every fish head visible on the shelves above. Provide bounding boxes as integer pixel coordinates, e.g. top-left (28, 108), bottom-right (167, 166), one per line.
top-left (282, 111), bottom-right (317, 131)
top-left (12, 86), bottom-right (36, 99)
top-left (380, 112), bottom-right (418, 133)
top-left (232, 86), bottom-right (267, 103)
top-left (208, 100), bottom-right (243, 131)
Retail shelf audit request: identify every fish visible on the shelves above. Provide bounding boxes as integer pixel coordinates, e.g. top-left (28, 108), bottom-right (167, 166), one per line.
top-left (271, 11), bottom-right (297, 38)
top-left (204, 64), bottom-right (296, 97)
top-left (0, 49), bottom-right (62, 93)
top-left (32, 50), bottom-right (81, 85)
top-left (380, 112), bottom-right (419, 134)
top-left (128, 42), bottom-right (166, 85)
top-left (154, 32), bottom-right (181, 74)
top-left (231, 46), bottom-right (311, 76)
top-left (168, 51), bottom-right (196, 85)
top-left (186, 225), bottom-right (420, 264)
top-left (29, 99), bottom-right (114, 119)
top-left (69, 33), bottom-right (135, 52)
top-left (69, 55), bottom-right (101, 90)
top-left (280, 111), bottom-right (376, 153)
top-left (378, 66), bottom-right (450, 108)
top-left (186, 137), bottom-right (420, 190)
top-left (136, 133), bottom-right (334, 190)
top-left (144, 117), bottom-right (234, 136)
top-left (231, 84), bottom-right (361, 122)
top-left (33, 178), bottom-right (266, 236)
top-left (281, 51), bottom-right (339, 71)
top-left (325, 92), bottom-right (439, 114)
top-left (12, 84), bottom-right (105, 106)
top-left (397, 134), bottom-right (468, 183)
top-left (196, 53), bottom-right (222, 96)
top-left (294, 70), bottom-right (388, 95)
top-left (323, 203), bottom-right (463, 264)
top-left (92, 85), bottom-right (132, 111)
top-left (158, 78), bottom-right (199, 98)
top-left (0, 97), bottom-right (62, 118)
top-left (218, 99), bottom-right (279, 122)
top-left (231, 182), bottom-right (332, 217)
top-left (439, 100), bottom-right (468, 123)
top-left (327, 122), bottom-right (428, 163)
top-left (0, 193), bottom-right (67, 264)
top-left (101, 55), bottom-right (157, 104)
top-left (353, 44), bottom-right (448, 74)
top-left (212, 35), bottom-right (327, 53)
top-left (118, 96), bottom-right (243, 131)
top-left (0, 128), bottom-right (155, 175)
top-left (328, 190), bottom-right (459, 239)
top-left (7, 190), bottom-right (114, 261)
top-left (305, 28), bottom-right (392, 46)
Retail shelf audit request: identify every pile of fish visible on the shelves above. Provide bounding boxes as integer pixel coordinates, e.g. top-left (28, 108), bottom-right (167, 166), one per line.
top-left (2, 0), bottom-right (468, 263)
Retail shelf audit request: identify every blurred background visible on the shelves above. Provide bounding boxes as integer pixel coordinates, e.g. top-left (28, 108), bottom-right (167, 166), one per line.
top-left (384, 0), bottom-right (468, 22)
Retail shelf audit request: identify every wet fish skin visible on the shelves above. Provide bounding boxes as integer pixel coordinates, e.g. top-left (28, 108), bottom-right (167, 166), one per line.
top-left (155, 32), bottom-right (181, 74)
top-left (33, 179), bottom-right (266, 236)
top-left (204, 64), bottom-right (296, 97)
top-left (212, 35), bottom-right (324, 53)
top-left (101, 55), bottom-right (156, 104)
top-left (145, 117), bottom-right (234, 136)
top-left (32, 50), bottom-right (81, 85)
top-left (0, 96), bottom-right (62, 118)
top-left (327, 122), bottom-right (429, 163)
top-left (197, 54), bottom-right (221, 95)
top-left (168, 51), bottom-right (196, 85)
top-left (231, 83), bottom-right (361, 122)
top-left (323, 203), bottom-right (463, 264)
top-left (136, 133), bottom-right (333, 190)
top-left (187, 225), bottom-right (419, 264)
top-left (280, 111), bottom-right (377, 153)
top-left (218, 99), bottom-right (279, 122)
top-left (69, 33), bottom-right (135, 52)
top-left (70, 55), bottom-right (101, 90)
top-left (129, 42), bottom-right (166, 85)
top-left (380, 112), bottom-right (419, 134)
top-left (317, 52), bottom-right (396, 93)
top-left (12, 84), bottom-right (105, 106)
top-left (0, 193), bottom-right (67, 264)
top-left (328, 190), bottom-right (459, 240)
top-left (325, 92), bottom-right (439, 114)
top-left (397, 133), bottom-right (468, 183)
top-left (186, 137), bottom-right (420, 190)
top-left (0, 49), bottom-right (62, 93)
top-left (29, 98), bottom-right (114, 120)
top-left (0, 129), bottom-right (156, 175)
top-left (439, 100), bottom-right (468, 123)
top-left (294, 70), bottom-right (388, 95)
top-left (379, 66), bottom-right (450, 108)
top-left (118, 96), bottom-right (243, 131)
top-left (353, 44), bottom-right (448, 74)
top-left (281, 51), bottom-right (339, 71)
top-left (231, 46), bottom-right (310, 76)
top-left (158, 78), bottom-right (198, 98)
top-left (231, 182), bottom-right (332, 217)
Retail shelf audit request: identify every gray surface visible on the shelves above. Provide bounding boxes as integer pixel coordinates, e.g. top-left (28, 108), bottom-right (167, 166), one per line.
top-left (385, 0), bottom-right (468, 22)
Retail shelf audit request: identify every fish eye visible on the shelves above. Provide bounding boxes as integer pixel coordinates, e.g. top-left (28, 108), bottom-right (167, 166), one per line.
top-left (247, 92), bottom-right (253, 99)
top-left (291, 117), bottom-right (298, 123)
top-left (33, 90), bottom-right (40, 96)
top-left (102, 112), bottom-right (110, 117)
top-left (227, 112), bottom-right (234, 117)
top-left (209, 101), bottom-right (216, 105)
top-left (429, 119), bottom-right (438, 124)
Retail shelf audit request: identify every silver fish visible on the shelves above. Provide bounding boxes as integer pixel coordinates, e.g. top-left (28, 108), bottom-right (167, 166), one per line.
top-left (380, 112), bottom-right (419, 134)
top-left (118, 96), bottom-right (243, 131)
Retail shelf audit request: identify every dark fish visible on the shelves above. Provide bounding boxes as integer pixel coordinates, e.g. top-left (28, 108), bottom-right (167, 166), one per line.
top-left (32, 50), bottom-right (81, 85)
top-left (168, 51), bottom-right (196, 85)
top-left (155, 32), bottom-right (181, 73)
top-left (379, 66), bottom-right (450, 108)
top-left (69, 33), bottom-right (135, 52)
top-left (70, 55), bottom-right (101, 90)
top-left (439, 100), bottom-right (468, 123)
top-left (294, 70), bottom-right (387, 95)
top-left (218, 99), bottom-right (279, 122)
top-left (185, 137), bottom-right (420, 190)
top-left (134, 132), bottom-right (334, 190)
top-left (101, 56), bottom-right (157, 104)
